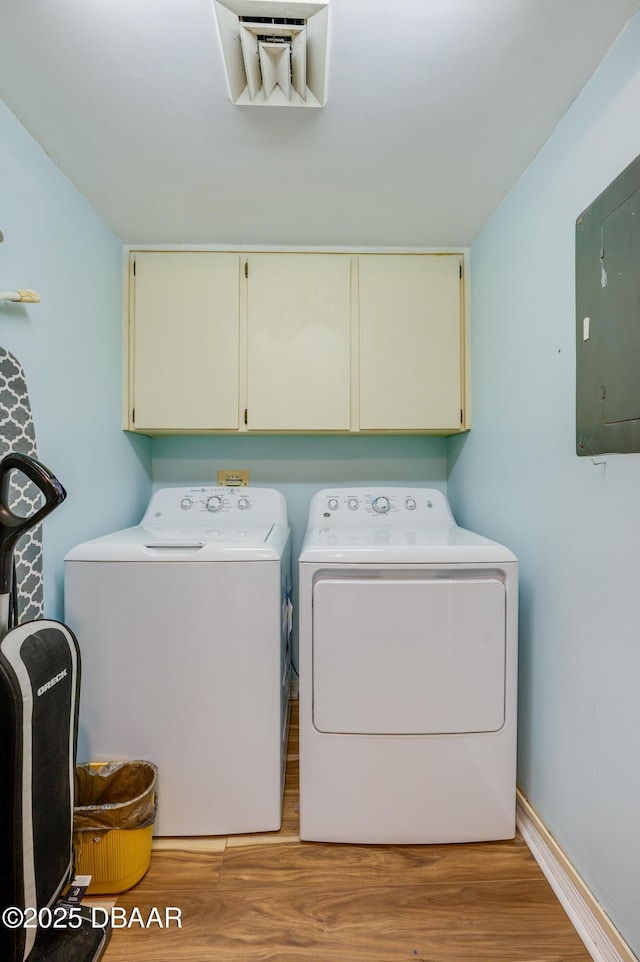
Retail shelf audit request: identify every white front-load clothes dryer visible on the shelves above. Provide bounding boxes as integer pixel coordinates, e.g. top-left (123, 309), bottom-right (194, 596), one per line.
top-left (64, 486), bottom-right (291, 836)
top-left (298, 487), bottom-right (518, 844)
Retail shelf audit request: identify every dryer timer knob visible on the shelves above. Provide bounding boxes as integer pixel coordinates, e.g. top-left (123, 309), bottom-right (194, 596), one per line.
top-left (372, 496), bottom-right (391, 514)
top-left (206, 495), bottom-right (223, 513)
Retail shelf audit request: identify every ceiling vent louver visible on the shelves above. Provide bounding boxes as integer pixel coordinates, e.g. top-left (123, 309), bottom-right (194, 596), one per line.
top-left (213, 1), bottom-right (330, 107)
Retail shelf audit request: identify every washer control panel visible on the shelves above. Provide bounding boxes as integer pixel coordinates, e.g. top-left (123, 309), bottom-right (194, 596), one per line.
top-left (142, 486), bottom-right (286, 524)
top-left (313, 488), bottom-right (455, 526)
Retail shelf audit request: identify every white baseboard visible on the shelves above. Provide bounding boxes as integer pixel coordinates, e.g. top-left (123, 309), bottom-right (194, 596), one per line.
top-left (516, 789), bottom-right (637, 962)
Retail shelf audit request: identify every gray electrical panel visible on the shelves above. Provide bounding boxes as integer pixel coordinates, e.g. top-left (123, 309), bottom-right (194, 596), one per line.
top-left (576, 153), bottom-right (640, 455)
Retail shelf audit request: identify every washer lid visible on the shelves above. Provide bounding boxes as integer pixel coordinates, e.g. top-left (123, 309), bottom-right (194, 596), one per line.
top-left (299, 523), bottom-right (517, 564)
top-left (65, 522), bottom-right (288, 561)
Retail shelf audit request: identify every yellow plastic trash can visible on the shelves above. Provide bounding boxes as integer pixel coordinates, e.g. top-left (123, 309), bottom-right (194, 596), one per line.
top-left (73, 760), bottom-right (158, 895)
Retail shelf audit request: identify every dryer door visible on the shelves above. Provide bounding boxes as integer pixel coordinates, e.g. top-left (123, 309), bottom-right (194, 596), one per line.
top-left (312, 575), bottom-right (506, 735)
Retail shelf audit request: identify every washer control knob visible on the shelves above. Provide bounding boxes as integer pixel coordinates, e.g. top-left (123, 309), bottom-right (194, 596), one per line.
top-left (372, 496), bottom-right (391, 514)
top-left (238, 497), bottom-right (249, 510)
top-left (180, 497), bottom-right (193, 510)
top-left (206, 495), bottom-right (223, 513)
top-left (328, 498), bottom-right (339, 511)
top-left (347, 498), bottom-right (359, 511)
top-left (405, 498), bottom-right (416, 511)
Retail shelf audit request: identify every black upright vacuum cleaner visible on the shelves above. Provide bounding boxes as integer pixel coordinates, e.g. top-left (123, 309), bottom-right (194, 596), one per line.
top-left (0, 453), bottom-right (111, 962)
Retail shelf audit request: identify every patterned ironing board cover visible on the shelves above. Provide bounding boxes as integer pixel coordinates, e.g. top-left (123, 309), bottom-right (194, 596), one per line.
top-left (0, 348), bottom-right (43, 622)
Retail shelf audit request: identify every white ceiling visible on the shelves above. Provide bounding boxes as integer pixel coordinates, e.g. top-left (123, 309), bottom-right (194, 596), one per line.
top-left (0, 0), bottom-right (638, 248)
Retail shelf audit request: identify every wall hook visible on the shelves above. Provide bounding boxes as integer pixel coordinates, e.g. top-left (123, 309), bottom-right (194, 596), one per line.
top-left (0, 290), bottom-right (41, 303)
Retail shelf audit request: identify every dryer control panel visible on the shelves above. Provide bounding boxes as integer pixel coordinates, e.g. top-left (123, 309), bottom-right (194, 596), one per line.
top-left (311, 488), bottom-right (455, 525)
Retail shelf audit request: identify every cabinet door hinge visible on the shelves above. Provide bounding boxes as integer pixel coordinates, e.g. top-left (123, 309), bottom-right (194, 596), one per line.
top-left (460, 408), bottom-right (463, 424)
top-left (459, 263), bottom-right (462, 279)
top-left (244, 261), bottom-right (248, 279)
top-left (132, 259), bottom-right (136, 276)
top-left (244, 408), bottom-right (248, 425)
top-left (601, 384), bottom-right (606, 400)
top-left (132, 407), bottom-right (135, 424)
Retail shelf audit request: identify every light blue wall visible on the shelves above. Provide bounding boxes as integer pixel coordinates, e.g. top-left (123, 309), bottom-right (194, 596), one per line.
top-left (448, 12), bottom-right (640, 956)
top-left (0, 100), bottom-right (151, 619)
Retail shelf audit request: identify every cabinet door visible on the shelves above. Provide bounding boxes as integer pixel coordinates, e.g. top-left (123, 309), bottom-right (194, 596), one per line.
top-left (131, 252), bottom-right (240, 431)
top-left (246, 254), bottom-right (351, 431)
top-left (358, 255), bottom-right (462, 430)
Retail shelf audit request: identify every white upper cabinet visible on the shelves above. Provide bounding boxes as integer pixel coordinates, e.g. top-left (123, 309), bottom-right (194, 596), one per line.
top-left (126, 250), bottom-right (466, 434)
top-left (130, 252), bottom-right (240, 431)
top-left (246, 254), bottom-right (351, 431)
top-left (358, 255), bottom-right (463, 431)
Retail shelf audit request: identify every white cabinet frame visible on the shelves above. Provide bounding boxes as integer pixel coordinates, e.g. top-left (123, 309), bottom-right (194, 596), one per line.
top-left (125, 249), bottom-right (469, 435)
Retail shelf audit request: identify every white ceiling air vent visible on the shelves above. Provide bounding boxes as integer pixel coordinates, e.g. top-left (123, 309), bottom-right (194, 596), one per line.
top-left (213, 0), bottom-right (330, 107)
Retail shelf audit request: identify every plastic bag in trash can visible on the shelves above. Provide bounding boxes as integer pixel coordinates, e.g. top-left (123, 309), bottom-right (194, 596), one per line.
top-left (74, 760), bottom-right (158, 834)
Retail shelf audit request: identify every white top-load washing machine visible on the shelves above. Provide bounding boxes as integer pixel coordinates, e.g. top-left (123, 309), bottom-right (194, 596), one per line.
top-left (298, 487), bottom-right (518, 844)
top-left (64, 486), bottom-right (291, 837)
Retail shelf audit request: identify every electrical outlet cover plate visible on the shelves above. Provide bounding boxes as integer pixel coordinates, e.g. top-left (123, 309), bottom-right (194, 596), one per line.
top-left (217, 470), bottom-right (250, 487)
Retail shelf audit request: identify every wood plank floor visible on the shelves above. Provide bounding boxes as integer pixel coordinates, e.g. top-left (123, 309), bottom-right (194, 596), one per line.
top-left (100, 704), bottom-right (591, 962)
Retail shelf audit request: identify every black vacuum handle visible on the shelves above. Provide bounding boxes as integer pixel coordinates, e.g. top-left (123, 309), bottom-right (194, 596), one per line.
top-left (0, 452), bottom-right (67, 595)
